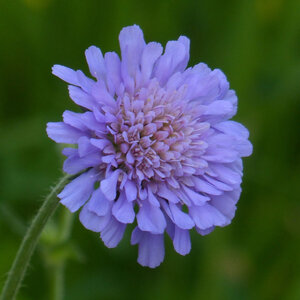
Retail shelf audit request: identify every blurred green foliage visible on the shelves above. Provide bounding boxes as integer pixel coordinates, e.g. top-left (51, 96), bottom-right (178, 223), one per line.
top-left (0, 0), bottom-right (299, 299)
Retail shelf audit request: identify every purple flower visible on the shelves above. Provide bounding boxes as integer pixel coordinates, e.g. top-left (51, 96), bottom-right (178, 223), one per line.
top-left (47, 25), bottom-right (252, 268)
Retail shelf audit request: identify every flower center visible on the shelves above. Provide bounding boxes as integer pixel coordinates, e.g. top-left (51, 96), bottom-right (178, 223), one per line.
top-left (104, 80), bottom-right (209, 182)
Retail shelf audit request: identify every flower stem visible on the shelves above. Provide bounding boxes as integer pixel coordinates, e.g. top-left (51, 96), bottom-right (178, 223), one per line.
top-left (50, 209), bottom-right (74, 300)
top-left (0, 174), bottom-right (72, 300)
top-left (51, 263), bottom-right (65, 300)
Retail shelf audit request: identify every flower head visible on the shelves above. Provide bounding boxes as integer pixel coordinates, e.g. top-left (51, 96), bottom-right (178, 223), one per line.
top-left (47, 25), bottom-right (252, 268)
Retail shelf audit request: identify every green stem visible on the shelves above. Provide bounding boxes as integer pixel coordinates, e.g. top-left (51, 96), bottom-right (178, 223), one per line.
top-left (51, 263), bottom-right (65, 300)
top-left (50, 209), bottom-right (74, 300)
top-left (0, 174), bottom-right (72, 300)
top-left (58, 208), bottom-right (74, 242)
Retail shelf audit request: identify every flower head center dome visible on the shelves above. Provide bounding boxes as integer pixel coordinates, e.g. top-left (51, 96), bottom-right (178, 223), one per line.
top-left (104, 80), bottom-right (210, 183)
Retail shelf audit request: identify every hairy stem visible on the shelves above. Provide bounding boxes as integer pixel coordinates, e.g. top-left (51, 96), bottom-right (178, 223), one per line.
top-left (0, 174), bottom-right (72, 300)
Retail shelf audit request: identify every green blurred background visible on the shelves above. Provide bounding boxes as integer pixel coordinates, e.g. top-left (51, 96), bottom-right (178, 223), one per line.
top-left (0, 0), bottom-right (299, 299)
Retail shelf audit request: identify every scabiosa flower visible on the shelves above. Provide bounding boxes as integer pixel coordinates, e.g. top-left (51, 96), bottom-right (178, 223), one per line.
top-left (47, 25), bottom-right (252, 268)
